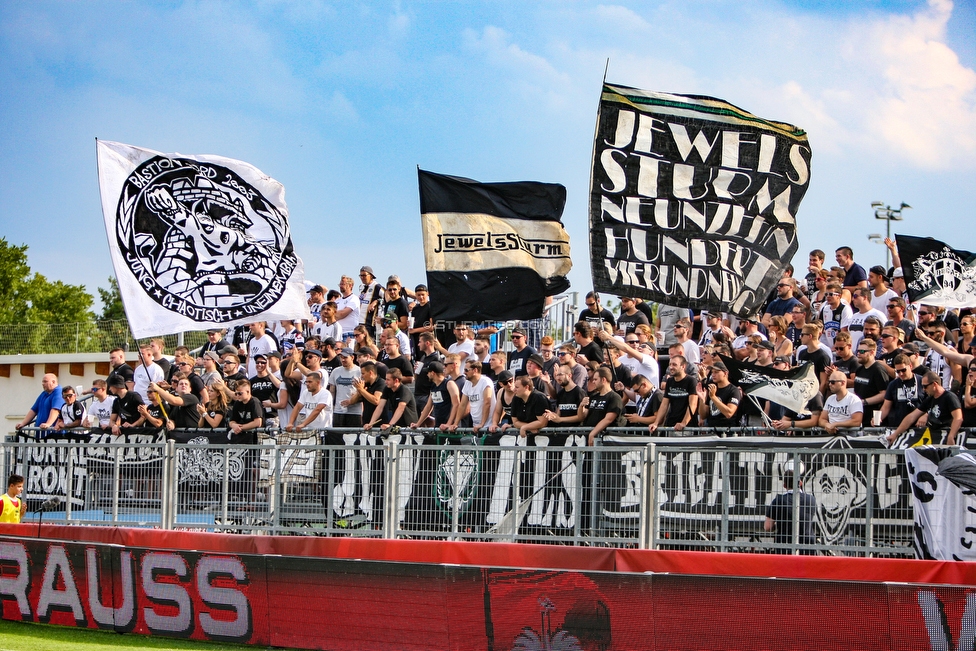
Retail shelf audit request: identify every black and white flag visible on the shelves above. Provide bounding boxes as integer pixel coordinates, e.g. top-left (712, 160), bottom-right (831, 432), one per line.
top-left (896, 235), bottom-right (976, 309)
top-left (419, 169), bottom-right (572, 322)
top-left (96, 140), bottom-right (310, 338)
top-left (722, 356), bottom-right (819, 414)
top-left (589, 84), bottom-right (812, 317)
top-left (905, 447), bottom-right (976, 561)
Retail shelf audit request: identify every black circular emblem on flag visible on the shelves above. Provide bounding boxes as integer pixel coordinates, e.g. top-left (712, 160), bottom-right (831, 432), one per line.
top-left (116, 156), bottom-right (298, 321)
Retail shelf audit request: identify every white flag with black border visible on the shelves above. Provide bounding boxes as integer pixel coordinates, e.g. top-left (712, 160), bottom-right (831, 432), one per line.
top-left (96, 140), bottom-right (310, 338)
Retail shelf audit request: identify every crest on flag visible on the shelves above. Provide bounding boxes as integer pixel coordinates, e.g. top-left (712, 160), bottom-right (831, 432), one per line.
top-left (588, 84), bottom-right (812, 317)
top-left (896, 235), bottom-right (976, 308)
top-left (97, 140), bottom-right (309, 337)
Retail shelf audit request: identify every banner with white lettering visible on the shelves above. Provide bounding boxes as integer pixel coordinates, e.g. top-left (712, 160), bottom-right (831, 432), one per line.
top-left (419, 169), bottom-right (572, 322)
top-left (96, 140), bottom-right (310, 338)
top-left (589, 84), bottom-right (812, 317)
top-left (896, 235), bottom-right (976, 309)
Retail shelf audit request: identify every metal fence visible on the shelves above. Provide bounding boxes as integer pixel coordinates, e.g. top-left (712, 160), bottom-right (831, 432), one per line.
top-left (2, 427), bottom-right (920, 556)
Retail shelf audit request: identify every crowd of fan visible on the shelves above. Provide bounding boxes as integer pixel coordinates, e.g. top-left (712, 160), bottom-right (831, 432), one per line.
top-left (13, 239), bottom-right (976, 446)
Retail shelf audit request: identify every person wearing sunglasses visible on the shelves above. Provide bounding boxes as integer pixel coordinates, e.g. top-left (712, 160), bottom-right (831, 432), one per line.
top-left (884, 297), bottom-right (916, 343)
top-left (886, 371), bottom-right (962, 446)
top-left (879, 354), bottom-right (924, 428)
top-left (853, 338), bottom-right (889, 427)
top-left (816, 282), bottom-right (852, 350)
top-left (507, 327), bottom-right (536, 377)
top-left (819, 370), bottom-right (864, 435)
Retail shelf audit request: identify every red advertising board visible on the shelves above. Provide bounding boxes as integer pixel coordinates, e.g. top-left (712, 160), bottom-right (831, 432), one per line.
top-left (0, 524), bottom-right (972, 650)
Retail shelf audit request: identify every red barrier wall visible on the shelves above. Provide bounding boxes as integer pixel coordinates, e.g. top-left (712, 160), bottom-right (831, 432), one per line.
top-left (0, 524), bottom-right (973, 650)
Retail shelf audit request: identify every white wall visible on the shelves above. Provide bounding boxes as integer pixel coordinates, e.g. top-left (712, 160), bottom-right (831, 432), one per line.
top-left (0, 352), bottom-right (140, 433)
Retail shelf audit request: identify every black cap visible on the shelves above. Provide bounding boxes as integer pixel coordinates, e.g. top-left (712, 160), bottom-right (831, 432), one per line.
top-left (497, 370), bottom-right (514, 383)
top-left (108, 375), bottom-right (127, 388)
top-left (757, 340), bottom-right (774, 351)
top-left (528, 354), bottom-right (545, 368)
top-left (304, 348), bottom-right (323, 358)
top-left (426, 361), bottom-right (446, 374)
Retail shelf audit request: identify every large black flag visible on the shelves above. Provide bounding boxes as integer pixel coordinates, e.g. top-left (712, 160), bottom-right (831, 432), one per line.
top-left (419, 169), bottom-right (572, 322)
top-left (896, 235), bottom-right (976, 308)
top-left (589, 84), bottom-right (812, 317)
top-left (722, 355), bottom-right (819, 414)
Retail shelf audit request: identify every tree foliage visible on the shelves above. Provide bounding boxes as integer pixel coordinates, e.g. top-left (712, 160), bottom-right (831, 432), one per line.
top-left (97, 276), bottom-right (126, 321)
top-left (0, 237), bottom-right (95, 324)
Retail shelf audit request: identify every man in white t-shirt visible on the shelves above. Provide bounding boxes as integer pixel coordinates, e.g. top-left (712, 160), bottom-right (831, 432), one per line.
top-left (246, 322), bottom-right (278, 377)
top-left (334, 275), bottom-right (361, 337)
top-left (819, 370), bottom-right (863, 435)
top-left (732, 318), bottom-right (767, 360)
top-left (598, 331), bottom-right (659, 389)
top-left (328, 348), bottom-right (362, 427)
top-left (87, 380), bottom-right (116, 429)
top-left (456, 359), bottom-right (495, 431)
top-left (132, 344), bottom-right (165, 404)
top-left (287, 371), bottom-right (333, 431)
top-left (674, 317), bottom-right (700, 365)
top-left (868, 265), bottom-right (899, 313)
top-left (847, 288), bottom-right (887, 350)
top-left (444, 323), bottom-right (475, 364)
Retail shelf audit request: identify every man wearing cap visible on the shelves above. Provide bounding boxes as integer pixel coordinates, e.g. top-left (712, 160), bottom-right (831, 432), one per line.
top-left (616, 297), bottom-right (649, 337)
top-left (525, 353), bottom-right (555, 400)
top-left (732, 318), bottom-right (766, 361)
top-left (701, 361), bottom-right (741, 428)
top-left (356, 347), bottom-right (388, 380)
top-left (411, 361), bottom-right (459, 430)
top-left (754, 339), bottom-right (775, 367)
top-left (329, 348), bottom-right (363, 428)
top-left (196, 329), bottom-right (231, 359)
top-left (364, 369), bottom-right (418, 431)
top-left (507, 327), bottom-right (536, 377)
top-left (868, 266), bottom-right (898, 313)
top-left (307, 284), bottom-right (326, 325)
top-left (819, 370), bottom-right (863, 434)
top-left (319, 337), bottom-right (342, 372)
top-left (108, 375), bottom-right (144, 433)
top-left (287, 347), bottom-right (329, 390)
top-left (358, 266), bottom-right (384, 329)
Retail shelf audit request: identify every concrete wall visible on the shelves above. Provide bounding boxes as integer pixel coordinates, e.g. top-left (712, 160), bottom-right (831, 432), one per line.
top-left (0, 352), bottom-right (140, 433)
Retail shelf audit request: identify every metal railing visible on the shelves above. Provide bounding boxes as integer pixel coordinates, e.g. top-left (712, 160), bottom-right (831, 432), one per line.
top-left (2, 426), bottom-right (922, 556)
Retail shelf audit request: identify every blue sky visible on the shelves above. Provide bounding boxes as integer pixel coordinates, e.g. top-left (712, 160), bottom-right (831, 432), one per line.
top-left (1, 0), bottom-right (974, 311)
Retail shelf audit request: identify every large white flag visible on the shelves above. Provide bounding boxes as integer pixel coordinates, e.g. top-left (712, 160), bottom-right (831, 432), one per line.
top-left (96, 140), bottom-right (310, 338)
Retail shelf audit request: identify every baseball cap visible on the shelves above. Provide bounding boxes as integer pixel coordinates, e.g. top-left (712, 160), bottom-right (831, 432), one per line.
top-left (339, 347), bottom-right (355, 357)
top-left (710, 361), bottom-right (729, 373)
top-left (426, 361), bottom-right (446, 374)
top-left (757, 340), bottom-right (774, 351)
top-left (203, 350), bottom-right (221, 362)
top-left (497, 370), bottom-right (514, 383)
top-left (360, 265), bottom-right (375, 276)
top-left (892, 267), bottom-right (904, 278)
top-left (773, 355), bottom-right (791, 365)
top-left (304, 348), bottom-right (323, 358)
top-left (309, 284), bottom-right (325, 294)
top-left (511, 327), bottom-right (526, 337)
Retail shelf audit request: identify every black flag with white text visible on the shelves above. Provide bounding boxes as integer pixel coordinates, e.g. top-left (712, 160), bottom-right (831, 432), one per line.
top-left (419, 169), bottom-right (572, 323)
top-left (896, 235), bottom-right (976, 309)
top-left (589, 84), bottom-right (811, 317)
top-left (722, 356), bottom-right (819, 415)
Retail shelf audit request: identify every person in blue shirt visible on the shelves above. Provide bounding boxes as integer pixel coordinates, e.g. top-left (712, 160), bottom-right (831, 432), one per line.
top-left (14, 373), bottom-right (65, 432)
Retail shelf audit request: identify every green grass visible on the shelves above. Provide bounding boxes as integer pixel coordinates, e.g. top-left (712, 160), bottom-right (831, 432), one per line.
top-left (0, 618), bottom-right (292, 651)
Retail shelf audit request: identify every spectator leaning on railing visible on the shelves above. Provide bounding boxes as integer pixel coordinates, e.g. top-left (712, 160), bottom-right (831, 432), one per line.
top-left (15, 373), bottom-right (64, 432)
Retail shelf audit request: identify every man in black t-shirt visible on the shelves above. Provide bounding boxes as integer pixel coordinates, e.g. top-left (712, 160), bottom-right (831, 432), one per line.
top-left (578, 291), bottom-right (616, 332)
top-left (544, 363), bottom-right (587, 427)
top-left (380, 337), bottom-right (414, 384)
top-left (507, 376), bottom-right (549, 438)
top-left (152, 377), bottom-right (201, 431)
top-left (380, 277), bottom-right (410, 333)
top-left (582, 366), bottom-right (624, 445)
top-left (248, 354), bottom-right (280, 425)
top-left (649, 355), bottom-right (699, 434)
top-left (349, 362), bottom-right (386, 426)
top-left (107, 348), bottom-right (135, 390)
top-left (408, 284), bottom-right (433, 354)
top-left (411, 333), bottom-right (442, 412)
top-left (364, 369), bottom-right (418, 430)
top-left (624, 375), bottom-right (664, 427)
top-left (886, 370), bottom-right (963, 445)
top-left (574, 322), bottom-right (605, 364)
top-left (507, 327), bottom-right (536, 377)
top-left (702, 362), bottom-right (741, 428)
top-left (853, 338), bottom-right (889, 426)
top-left (227, 379), bottom-right (264, 445)
top-left (796, 323), bottom-right (832, 385)
top-left (108, 376), bottom-right (144, 433)
top-left (881, 354), bottom-right (924, 428)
